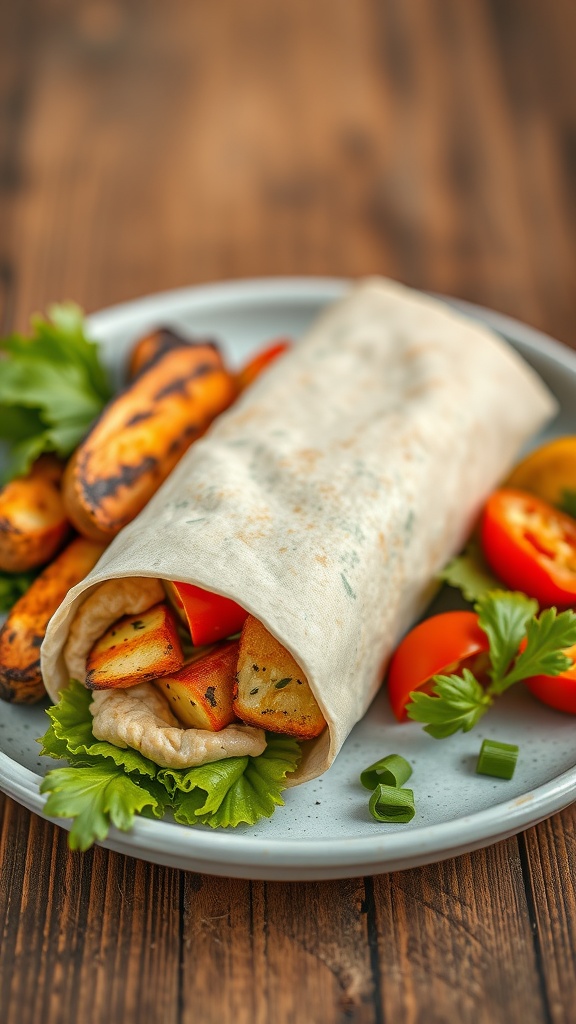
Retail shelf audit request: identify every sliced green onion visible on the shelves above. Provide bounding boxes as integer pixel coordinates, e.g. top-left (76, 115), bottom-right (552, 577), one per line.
top-left (360, 754), bottom-right (412, 791)
top-left (368, 784), bottom-right (415, 823)
top-left (476, 738), bottom-right (519, 780)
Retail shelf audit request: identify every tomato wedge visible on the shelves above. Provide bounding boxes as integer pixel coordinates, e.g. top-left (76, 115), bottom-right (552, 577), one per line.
top-left (237, 339), bottom-right (291, 392)
top-left (387, 611), bottom-right (489, 721)
top-left (525, 642), bottom-right (576, 714)
top-left (481, 488), bottom-right (576, 607)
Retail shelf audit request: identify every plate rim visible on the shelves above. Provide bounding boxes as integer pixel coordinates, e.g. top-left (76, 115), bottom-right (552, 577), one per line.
top-left (3, 275), bottom-right (576, 876)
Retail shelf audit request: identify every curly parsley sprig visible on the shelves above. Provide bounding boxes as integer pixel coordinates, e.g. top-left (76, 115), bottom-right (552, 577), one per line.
top-left (407, 591), bottom-right (576, 738)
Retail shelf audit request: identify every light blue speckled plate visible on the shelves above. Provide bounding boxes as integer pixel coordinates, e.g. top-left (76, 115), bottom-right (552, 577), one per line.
top-left (1, 278), bottom-right (575, 880)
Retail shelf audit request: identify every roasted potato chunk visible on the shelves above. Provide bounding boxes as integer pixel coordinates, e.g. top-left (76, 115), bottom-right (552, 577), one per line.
top-left (86, 602), bottom-right (184, 690)
top-left (0, 537), bottom-right (106, 703)
top-left (126, 327), bottom-right (189, 379)
top-left (156, 640), bottom-right (239, 730)
top-left (64, 576), bottom-right (165, 683)
top-left (234, 616), bottom-right (326, 739)
top-left (63, 343), bottom-right (236, 542)
top-left (0, 455), bottom-right (69, 572)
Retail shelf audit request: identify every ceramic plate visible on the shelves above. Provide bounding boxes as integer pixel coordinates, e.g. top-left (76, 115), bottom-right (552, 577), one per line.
top-left (1, 278), bottom-right (576, 880)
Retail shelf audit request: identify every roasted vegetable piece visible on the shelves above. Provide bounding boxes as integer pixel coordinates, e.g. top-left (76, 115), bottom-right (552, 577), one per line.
top-left (234, 615), bottom-right (326, 739)
top-left (63, 343), bottom-right (236, 541)
top-left (165, 580), bottom-right (248, 645)
top-left (156, 640), bottom-right (240, 730)
top-left (64, 577), bottom-right (165, 682)
top-left (86, 602), bottom-right (184, 690)
top-left (0, 455), bottom-right (69, 572)
top-left (126, 327), bottom-right (189, 379)
top-left (0, 536), bottom-right (106, 704)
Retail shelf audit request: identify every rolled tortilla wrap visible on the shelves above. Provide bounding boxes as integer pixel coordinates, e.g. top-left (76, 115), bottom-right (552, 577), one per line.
top-left (41, 278), bottom-right (557, 783)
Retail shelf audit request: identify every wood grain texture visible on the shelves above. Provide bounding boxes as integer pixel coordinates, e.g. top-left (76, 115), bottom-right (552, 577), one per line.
top-left (1, 1), bottom-right (576, 1022)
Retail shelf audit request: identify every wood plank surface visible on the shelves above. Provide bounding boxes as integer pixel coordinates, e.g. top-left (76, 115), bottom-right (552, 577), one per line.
top-left (0, 1), bottom-right (575, 1022)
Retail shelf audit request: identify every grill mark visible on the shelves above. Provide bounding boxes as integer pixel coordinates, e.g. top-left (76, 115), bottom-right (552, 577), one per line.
top-left (0, 517), bottom-right (22, 535)
top-left (80, 456), bottom-right (158, 508)
top-left (0, 659), bottom-right (41, 683)
top-left (135, 331), bottom-right (220, 376)
top-left (167, 436), bottom-right (185, 456)
top-left (125, 410), bottom-right (155, 427)
top-left (153, 361), bottom-right (216, 400)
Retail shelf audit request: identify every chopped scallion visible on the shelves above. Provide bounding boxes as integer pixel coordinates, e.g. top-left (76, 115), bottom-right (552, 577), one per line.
top-left (369, 784), bottom-right (415, 823)
top-left (360, 754), bottom-right (412, 791)
top-left (476, 738), bottom-right (519, 780)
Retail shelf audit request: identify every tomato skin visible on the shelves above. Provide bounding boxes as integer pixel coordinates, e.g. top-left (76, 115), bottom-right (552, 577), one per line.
top-left (387, 611), bottom-right (489, 721)
top-left (481, 489), bottom-right (576, 608)
top-left (167, 581), bottom-right (248, 646)
top-left (525, 643), bottom-right (576, 714)
top-left (237, 339), bottom-right (291, 392)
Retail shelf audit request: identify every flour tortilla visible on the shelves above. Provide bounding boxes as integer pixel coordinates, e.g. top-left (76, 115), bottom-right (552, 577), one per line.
top-left (41, 278), bottom-right (556, 783)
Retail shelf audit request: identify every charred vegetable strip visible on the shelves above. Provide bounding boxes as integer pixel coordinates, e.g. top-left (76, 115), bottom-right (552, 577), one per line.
top-left (0, 455), bottom-right (69, 572)
top-left (0, 537), bottom-right (106, 704)
top-left (126, 327), bottom-right (190, 379)
top-left (63, 343), bottom-right (236, 541)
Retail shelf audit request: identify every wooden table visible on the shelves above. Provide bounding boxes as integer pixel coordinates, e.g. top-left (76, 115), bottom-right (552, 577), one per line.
top-left (1, 2), bottom-right (575, 1021)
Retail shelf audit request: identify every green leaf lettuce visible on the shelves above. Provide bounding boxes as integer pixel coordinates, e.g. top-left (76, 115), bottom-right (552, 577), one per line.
top-left (0, 568), bottom-right (38, 614)
top-left (0, 303), bottom-right (112, 481)
top-left (437, 539), bottom-right (502, 603)
top-left (38, 680), bottom-right (301, 849)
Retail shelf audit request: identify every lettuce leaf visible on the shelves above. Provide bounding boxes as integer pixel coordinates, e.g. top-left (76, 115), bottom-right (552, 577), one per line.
top-left (559, 489), bottom-right (576, 519)
top-left (438, 539), bottom-right (502, 603)
top-left (160, 735), bottom-right (301, 828)
top-left (38, 680), bottom-right (301, 848)
top-left (0, 303), bottom-right (112, 481)
top-left (40, 764), bottom-right (163, 851)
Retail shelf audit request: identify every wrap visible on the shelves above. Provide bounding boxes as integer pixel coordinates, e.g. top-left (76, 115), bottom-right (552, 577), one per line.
top-left (41, 278), bottom-right (556, 783)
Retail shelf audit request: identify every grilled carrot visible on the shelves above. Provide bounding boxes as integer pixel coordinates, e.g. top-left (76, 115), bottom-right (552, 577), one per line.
top-left (126, 327), bottom-right (189, 379)
top-left (63, 342), bottom-right (236, 541)
top-left (0, 536), bottom-right (106, 704)
top-left (0, 456), bottom-right (69, 572)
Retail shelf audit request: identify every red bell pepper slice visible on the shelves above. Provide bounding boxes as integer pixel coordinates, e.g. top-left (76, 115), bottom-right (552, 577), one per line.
top-left (167, 581), bottom-right (248, 646)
